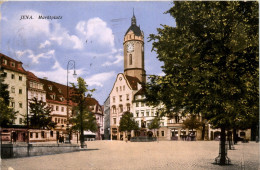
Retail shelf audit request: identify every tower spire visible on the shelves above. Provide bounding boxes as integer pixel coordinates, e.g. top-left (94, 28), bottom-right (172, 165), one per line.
top-left (131, 9), bottom-right (136, 25)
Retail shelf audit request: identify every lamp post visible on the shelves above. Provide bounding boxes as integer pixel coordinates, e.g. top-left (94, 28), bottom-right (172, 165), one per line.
top-left (65, 60), bottom-right (77, 144)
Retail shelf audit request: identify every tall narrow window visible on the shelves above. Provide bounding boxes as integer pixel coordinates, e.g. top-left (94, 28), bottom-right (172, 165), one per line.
top-left (129, 54), bottom-right (132, 65)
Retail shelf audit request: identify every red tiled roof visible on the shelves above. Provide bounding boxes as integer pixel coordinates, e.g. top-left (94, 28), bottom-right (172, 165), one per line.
top-left (39, 78), bottom-right (75, 106)
top-left (26, 71), bottom-right (40, 82)
top-left (85, 97), bottom-right (104, 115)
top-left (125, 75), bottom-right (140, 90)
top-left (0, 53), bottom-right (27, 74)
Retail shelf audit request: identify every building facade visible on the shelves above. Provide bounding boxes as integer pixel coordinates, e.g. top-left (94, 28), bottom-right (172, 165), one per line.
top-left (39, 77), bottom-right (73, 141)
top-left (1, 53), bottom-right (27, 125)
top-left (84, 97), bottom-right (104, 140)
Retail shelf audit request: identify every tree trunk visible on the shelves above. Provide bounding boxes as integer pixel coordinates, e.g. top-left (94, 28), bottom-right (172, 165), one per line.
top-left (80, 106), bottom-right (84, 148)
top-left (233, 128), bottom-right (237, 145)
top-left (201, 123), bottom-right (205, 140)
top-left (220, 126), bottom-right (226, 165)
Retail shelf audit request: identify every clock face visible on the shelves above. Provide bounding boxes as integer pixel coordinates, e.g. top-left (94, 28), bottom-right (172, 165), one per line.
top-left (127, 42), bottom-right (134, 52)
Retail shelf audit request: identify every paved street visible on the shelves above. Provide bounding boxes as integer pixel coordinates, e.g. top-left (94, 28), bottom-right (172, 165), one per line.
top-left (1, 141), bottom-right (259, 170)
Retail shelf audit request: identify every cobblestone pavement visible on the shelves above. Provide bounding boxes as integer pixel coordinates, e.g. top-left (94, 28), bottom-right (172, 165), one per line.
top-left (1, 141), bottom-right (259, 170)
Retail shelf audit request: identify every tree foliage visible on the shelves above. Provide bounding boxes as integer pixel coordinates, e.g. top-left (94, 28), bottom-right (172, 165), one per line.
top-left (0, 98), bottom-right (17, 127)
top-left (119, 111), bottom-right (139, 132)
top-left (70, 77), bottom-right (96, 147)
top-left (27, 97), bottom-right (56, 129)
top-left (147, 1), bottom-right (258, 130)
top-left (146, 1), bottom-right (258, 164)
top-left (70, 109), bottom-right (98, 133)
top-left (182, 115), bottom-right (202, 132)
top-left (0, 74), bottom-right (17, 127)
top-left (148, 117), bottom-right (161, 130)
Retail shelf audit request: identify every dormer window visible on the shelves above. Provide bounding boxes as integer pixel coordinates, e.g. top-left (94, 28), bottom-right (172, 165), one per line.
top-left (60, 97), bottom-right (64, 101)
top-left (3, 59), bottom-right (7, 65)
top-left (58, 88), bottom-right (61, 93)
top-left (50, 94), bottom-right (56, 100)
top-left (48, 85), bottom-right (52, 91)
top-left (11, 62), bottom-right (15, 67)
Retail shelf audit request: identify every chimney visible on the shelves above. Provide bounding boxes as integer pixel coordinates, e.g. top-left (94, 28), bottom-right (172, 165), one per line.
top-left (43, 77), bottom-right (48, 80)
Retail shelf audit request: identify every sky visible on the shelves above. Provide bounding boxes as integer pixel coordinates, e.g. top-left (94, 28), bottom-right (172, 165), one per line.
top-left (1, 1), bottom-right (176, 104)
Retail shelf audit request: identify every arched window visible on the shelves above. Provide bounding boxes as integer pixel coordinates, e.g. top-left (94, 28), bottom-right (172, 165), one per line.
top-left (129, 54), bottom-right (132, 65)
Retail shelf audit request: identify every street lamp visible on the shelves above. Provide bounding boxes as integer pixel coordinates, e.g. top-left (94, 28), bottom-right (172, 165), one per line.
top-left (65, 60), bottom-right (77, 144)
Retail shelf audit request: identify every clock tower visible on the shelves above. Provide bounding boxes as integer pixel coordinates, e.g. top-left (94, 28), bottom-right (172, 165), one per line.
top-left (123, 12), bottom-right (146, 83)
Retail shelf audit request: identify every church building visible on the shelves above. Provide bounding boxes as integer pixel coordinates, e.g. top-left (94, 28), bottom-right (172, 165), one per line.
top-left (109, 12), bottom-right (170, 140)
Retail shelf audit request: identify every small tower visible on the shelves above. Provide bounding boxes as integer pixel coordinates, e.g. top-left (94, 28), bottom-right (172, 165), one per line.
top-left (123, 11), bottom-right (146, 83)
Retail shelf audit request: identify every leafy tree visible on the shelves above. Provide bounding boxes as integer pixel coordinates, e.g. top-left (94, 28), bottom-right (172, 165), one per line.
top-left (0, 73), bottom-right (10, 105)
top-left (70, 77), bottom-right (96, 148)
top-left (182, 115), bottom-right (202, 134)
top-left (0, 98), bottom-right (17, 127)
top-left (27, 97), bottom-right (56, 129)
top-left (148, 117), bottom-right (161, 137)
top-left (147, 1), bottom-right (258, 165)
top-left (0, 74), bottom-right (17, 127)
top-left (119, 111), bottom-right (139, 138)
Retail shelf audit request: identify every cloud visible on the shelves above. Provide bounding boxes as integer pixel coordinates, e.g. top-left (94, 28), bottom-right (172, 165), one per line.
top-left (50, 22), bottom-right (83, 50)
top-left (5, 10), bottom-right (83, 50)
top-left (16, 49), bottom-right (55, 64)
top-left (102, 54), bottom-right (123, 66)
top-left (85, 71), bottom-right (116, 87)
top-left (32, 60), bottom-right (84, 85)
top-left (39, 40), bottom-right (51, 49)
top-left (76, 17), bottom-right (115, 49)
top-left (11, 10), bottom-right (50, 37)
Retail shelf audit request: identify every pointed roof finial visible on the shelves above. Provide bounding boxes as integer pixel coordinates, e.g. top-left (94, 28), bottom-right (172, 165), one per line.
top-left (131, 8), bottom-right (136, 25)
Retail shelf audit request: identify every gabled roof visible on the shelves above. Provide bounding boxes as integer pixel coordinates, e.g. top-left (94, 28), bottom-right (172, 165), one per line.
top-left (0, 53), bottom-right (27, 74)
top-left (109, 73), bottom-right (140, 97)
top-left (85, 97), bottom-right (103, 115)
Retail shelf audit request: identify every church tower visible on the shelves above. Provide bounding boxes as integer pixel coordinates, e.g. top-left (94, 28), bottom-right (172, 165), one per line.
top-left (123, 11), bottom-right (146, 83)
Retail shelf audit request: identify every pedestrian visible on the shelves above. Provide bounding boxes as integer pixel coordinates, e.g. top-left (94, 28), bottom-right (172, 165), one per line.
top-left (61, 135), bottom-right (64, 143)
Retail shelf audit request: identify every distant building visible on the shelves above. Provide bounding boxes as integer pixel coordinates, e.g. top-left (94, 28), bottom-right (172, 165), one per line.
top-left (85, 97), bottom-right (104, 140)
top-left (132, 88), bottom-right (169, 140)
top-left (39, 77), bottom-right (74, 141)
top-left (103, 96), bottom-right (110, 140)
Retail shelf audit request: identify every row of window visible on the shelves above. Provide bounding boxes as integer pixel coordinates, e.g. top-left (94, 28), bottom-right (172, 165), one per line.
top-left (49, 105), bottom-right (66, 112)
top-left (136, 102), bottom-right (146, 107)
top-left (135, 110), bottom-right (156, 117)
top-left (48, 85), bottom-right (62, 94)
top-left (29, 81), bottom-right (43, 90)
top-left (54, 117), bottom-right (67, 124)
top-left (30, 92), bottom-right (45, 101)
top-left (116, 85), bottom-right (125, 92)
top-left (111, 104), bottom-right (131, 114)
top-left (30, 131), bottom-right (52, 138)
top-left (10, 101), bottom-right (23, 109)
top-left (112, 94), bottom-right (130, 103)
top-left (2, 59), bottom-right (22, 68)
top-left (11, 87), bottom-right (23, 94)
top-left (3, 72), bottom-right (24, 81)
